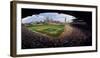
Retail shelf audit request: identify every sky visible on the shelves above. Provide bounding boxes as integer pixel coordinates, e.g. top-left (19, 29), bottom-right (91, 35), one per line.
top-left (22, 12), bottom-right (76, 24)
top-left (21, 8), bottom-right (92, 28)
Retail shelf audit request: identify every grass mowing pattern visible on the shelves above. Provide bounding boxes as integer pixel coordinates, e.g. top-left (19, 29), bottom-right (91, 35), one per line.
top-left (26, 24), bottom-right (64, 37)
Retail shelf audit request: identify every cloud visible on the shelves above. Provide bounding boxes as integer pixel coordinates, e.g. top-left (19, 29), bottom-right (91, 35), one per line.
top-left (22, 16), bottom-right (33, 24)
top-left (22, 12), bottom-right (76, 24)
top-left (22, 15), bottom-right (45, 24)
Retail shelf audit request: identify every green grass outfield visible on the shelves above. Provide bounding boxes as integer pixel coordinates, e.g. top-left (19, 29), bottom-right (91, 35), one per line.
top-left (26, 24), bottom-right (64, 37)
